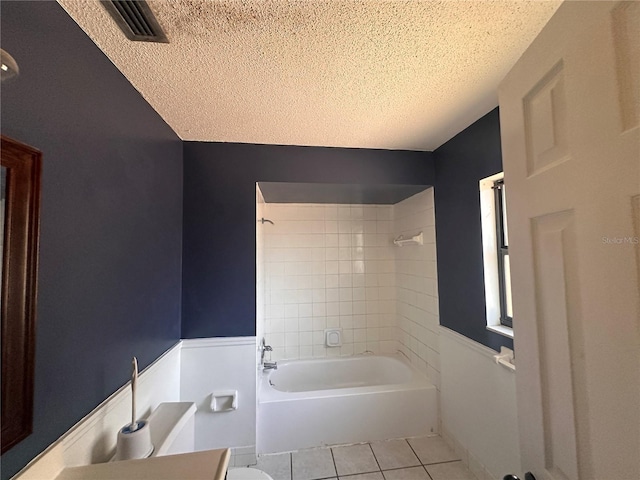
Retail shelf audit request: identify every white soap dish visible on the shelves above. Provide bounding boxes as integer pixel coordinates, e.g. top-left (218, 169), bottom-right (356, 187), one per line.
top-left (325, 329), bottom-right (342, 347)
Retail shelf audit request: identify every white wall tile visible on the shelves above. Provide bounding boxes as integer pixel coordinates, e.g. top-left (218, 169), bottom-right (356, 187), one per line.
top-left (353, 315), bottom-right (366, 329)
top-left (353, 302), bottom-right (366, 315)
top-left (299, 345), bottom-right (313, 359)
top-left (326, 316), bottom-right (340, 328)
top-left (284, 305), bottom-right (298, 318)
top-left (299, 303), bottom-right (313, 317)
top-left (298, 317), bottom-right (313, 332)
top-left (258, 204), bottom-right (396, 358)
top-left (284, 318), bottom-right (299, 332)
top-left (285, 332), bottom-right (298, 346)
top-left (394, 189), bottom-right (439, 376)
top-left (313, 317), bottom-right (326, 331)
top-left (270, 319), bottom-right (284, 333)
top-left (263, 197), bottom-right (437, 363)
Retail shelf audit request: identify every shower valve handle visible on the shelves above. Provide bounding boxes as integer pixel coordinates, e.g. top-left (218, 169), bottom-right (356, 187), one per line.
top-left (259, 338), bottom-right (273, 364)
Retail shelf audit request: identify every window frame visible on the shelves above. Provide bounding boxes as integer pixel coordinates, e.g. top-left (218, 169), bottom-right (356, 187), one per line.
top-left (479, 172), bottom-right (513, 339)
top-left (493, 179), bottom-right (513, 328)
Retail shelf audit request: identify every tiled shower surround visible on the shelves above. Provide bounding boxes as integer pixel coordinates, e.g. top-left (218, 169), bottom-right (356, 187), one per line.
top-left (394, 189), bottom-right (440, 384)
top-left (258, 189), bottom-right (439, 385)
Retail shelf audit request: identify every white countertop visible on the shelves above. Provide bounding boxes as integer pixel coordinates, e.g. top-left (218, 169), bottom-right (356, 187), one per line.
top-left (54, 448), bottom-right (230, 480)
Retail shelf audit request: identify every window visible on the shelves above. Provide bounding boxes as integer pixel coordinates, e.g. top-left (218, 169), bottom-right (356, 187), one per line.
top-left (480, 172), bottom-right (513, 338)
top-left (493, 179), bottom-right (513, 328)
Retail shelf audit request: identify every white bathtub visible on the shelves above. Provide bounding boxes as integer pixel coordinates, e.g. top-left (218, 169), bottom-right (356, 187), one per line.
top-left (257, 355), bottom-right (437, 453)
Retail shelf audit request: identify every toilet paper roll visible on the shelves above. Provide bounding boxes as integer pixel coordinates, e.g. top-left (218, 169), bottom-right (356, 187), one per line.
top-left (114, 420), bottom-right (154, 461)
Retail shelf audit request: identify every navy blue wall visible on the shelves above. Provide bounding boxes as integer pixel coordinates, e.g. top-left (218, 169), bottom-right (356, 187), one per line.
top-left (182, 143), bottom-right (435, 338)
top-left (434, 108), bottom-right (513, 351)
top-left (1, 3), bottom-right (183, 477)
top-left (0, 1), bottom-right (506, 473)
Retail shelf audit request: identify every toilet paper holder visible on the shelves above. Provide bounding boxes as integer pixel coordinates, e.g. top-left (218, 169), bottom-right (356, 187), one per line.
top-left (210, 390), bottom-right (238, 412)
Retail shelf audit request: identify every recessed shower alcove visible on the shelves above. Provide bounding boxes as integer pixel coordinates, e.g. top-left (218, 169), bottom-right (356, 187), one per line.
top-left (255, 182), bottom-right (440, 376)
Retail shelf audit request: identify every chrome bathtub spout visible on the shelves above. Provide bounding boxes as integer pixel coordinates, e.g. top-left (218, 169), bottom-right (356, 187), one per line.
top-left (263, 361), bottom-right (278, 371)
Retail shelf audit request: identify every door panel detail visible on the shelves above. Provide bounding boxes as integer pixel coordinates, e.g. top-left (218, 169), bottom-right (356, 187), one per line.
top-left (611, 1), bottom-right (639, 131)
top-left (531, 211), bottom-right (579, 480)
top-left (524, 61), bottom-right (569, 177)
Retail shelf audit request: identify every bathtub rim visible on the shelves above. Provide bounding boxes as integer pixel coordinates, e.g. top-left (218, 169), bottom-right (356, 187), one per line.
top-left (258, 353), bottom-right (434, 402)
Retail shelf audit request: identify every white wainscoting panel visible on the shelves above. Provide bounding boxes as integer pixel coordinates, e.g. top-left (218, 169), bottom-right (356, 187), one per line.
top-left (180, 337), bottom-right (257, 456)
top-left (439, 327), bottom-right (520, 480)
top-left (15, 343), bottom-right (182, 479)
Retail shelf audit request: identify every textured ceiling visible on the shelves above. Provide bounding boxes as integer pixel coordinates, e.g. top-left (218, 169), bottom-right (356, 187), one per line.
top-left (58, 0), bottom-right (561, 151)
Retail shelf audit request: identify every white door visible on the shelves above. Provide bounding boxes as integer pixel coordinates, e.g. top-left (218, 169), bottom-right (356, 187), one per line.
top-left (499, 2), bottom-right (639, 480)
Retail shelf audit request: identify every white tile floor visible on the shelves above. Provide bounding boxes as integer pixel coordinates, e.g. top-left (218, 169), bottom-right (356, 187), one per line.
top-left (254, 436), bottom-right (477, 480)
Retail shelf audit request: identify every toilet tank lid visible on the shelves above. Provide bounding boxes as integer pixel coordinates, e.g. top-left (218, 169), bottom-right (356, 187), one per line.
top-left (147, 402), bottom-right (196, 456)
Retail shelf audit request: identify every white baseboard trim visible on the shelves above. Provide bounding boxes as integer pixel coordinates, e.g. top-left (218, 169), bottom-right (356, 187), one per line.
top-left (441, 426), bottom-right (500, 480)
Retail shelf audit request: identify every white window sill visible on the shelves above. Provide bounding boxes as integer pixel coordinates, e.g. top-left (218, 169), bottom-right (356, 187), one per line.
top-left (486, 324), bottom-right (514, 339)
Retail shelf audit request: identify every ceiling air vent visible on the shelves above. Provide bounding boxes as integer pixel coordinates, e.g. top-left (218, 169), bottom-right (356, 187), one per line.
top-left (102, 0), bottom-right (168, 43)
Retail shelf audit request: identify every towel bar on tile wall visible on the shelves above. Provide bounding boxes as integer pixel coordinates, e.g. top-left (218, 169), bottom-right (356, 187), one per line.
top-left (393, 232), bottom-right (423, 246)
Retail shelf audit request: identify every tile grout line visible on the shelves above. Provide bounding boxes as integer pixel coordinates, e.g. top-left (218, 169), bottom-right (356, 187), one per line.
top-left (281, 437), bottom-right (466, 480)
top-left (366, 443), bottom-right (384, 479)
top-left (424, 466), bottom-right (435, 480)
top-left (424, 459), bottom-right (464, 466)
top-left (329, 446), bottom-right (339, 480)
top-left (405, 438), bottom-right (422, 465)
top-left (405, 439), bottom-right (434, 480)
